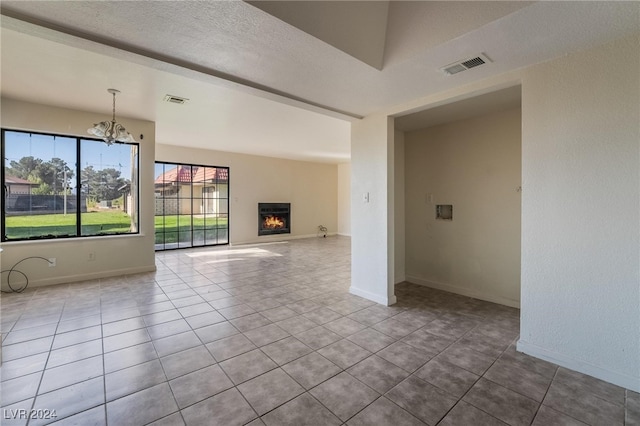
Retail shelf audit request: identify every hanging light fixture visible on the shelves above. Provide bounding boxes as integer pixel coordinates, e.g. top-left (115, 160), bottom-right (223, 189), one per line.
top-left (88, 89), bottom-right (135, 145)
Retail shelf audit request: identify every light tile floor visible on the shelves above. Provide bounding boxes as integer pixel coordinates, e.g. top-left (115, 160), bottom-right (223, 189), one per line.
top-left (0, 236), bottom-right (638, 425)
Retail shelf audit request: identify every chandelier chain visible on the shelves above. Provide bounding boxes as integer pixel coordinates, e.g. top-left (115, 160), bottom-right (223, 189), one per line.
top-left (88, 88), bottom-right (135, 144)
top-left (112, 91), bottom-right (116, 122)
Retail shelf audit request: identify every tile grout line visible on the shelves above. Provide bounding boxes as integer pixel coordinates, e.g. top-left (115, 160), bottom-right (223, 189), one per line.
top-left (162, 262), bottom-right (260, 424)
top-left (26, 290), bottom-right (65, 426)
top-left (527, 366), bottom-right (560, 426)
top-left (182, 266), bottom-right (263, 426)
top-left (378, 316), bottom-right (502, 425)
top-left (430, 333), bottom-right (516, 425)
top-left (4, 239), bottom-right (627, 426)
top-left (100, 286), bottom-right (109, 426)
top-left (146, 271), bottom-right (196, 423)
top-left (378, 302), bottom-right (524, 425)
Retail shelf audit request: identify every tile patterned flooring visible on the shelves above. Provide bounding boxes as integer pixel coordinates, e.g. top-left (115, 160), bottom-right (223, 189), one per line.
top-left (0, 236), bottom-right (638, 425)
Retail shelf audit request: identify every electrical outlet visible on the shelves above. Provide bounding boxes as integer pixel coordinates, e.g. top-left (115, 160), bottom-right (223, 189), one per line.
top-left (48, 258), bottom-right (56, 267)
top-left (88, 252), bottom-right (96, 261)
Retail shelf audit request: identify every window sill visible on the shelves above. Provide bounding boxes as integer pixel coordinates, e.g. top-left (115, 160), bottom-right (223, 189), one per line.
top-left (2, 233), bottom-right (146, 246)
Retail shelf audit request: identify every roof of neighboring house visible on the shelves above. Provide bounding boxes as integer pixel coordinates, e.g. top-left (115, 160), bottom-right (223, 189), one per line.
top-left (5, 175), bottom-right (39, 186)
top-left (154, 166), bottom-right (228, 185)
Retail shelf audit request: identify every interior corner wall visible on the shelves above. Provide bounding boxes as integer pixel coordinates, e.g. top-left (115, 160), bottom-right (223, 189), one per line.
top-left (0, 98), bottom-right (156, 287)
top-left (518, 33), bottom-right (640, 391)
top-left (350, 114), bottom-right (396, 305)
top-left (337, 162), bottom-right (351, 236)
top-left (404, 108), bottom-right (522, 307)
top-left (344, 32), bottom-right (639, 391)
top-left (394, 130), bottom-right (406, 284)
top-left (154, 144), bottom-right (338, 245)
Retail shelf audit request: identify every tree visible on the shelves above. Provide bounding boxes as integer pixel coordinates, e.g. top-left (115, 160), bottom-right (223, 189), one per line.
top-left (7, 156), bottom-right (42, 181)
top-left (36, 158), bottom-right (74, 194)
top-left (82, 166), bottom-right (128, 202)
top-left (7, 156), bottom-right (73, 194)
top-left (32, 183), bottom-right (53, 195)
top-left (81, 165), bottom-right (98, 200)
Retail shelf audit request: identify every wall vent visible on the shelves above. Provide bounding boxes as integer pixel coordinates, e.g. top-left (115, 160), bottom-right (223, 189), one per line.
top-left (163, 95), bottom-right (189, 104)
top-left (440, 53), bottom-right (491, 76)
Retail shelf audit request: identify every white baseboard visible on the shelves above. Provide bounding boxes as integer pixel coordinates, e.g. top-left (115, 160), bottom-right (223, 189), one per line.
top-left (231, 232), bottom-right (338, 246)
top-left (337, 232), bottom-right (351, 237)
top-left (349, 286), bottom-right (396, 306)
top-left (517, 339), bottom-right (640, 392)
top-left (388, 294), bottom-right (397, 305)
top-left (2, 265), bottom-right (158, 290)
top-left (406, 275), bottom-right (520, 309)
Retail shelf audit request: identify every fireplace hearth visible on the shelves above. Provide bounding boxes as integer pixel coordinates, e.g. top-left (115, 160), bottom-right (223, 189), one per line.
top-left (258, 203), bottom-right (290, 236)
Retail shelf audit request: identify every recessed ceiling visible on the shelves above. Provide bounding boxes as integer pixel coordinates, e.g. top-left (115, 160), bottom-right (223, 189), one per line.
top-left (1, 1), bottom-right (638, 163)
top-left (248, 1), bottom-right (391, 70)
top-left (395, 85), bottom-right (522, 132)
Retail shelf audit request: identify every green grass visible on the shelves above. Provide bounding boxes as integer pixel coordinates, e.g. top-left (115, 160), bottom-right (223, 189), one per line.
top-left (5, 211), bottom-right (134, 239)
top-left (4, 211), bottom-right (228, 244)
top-left (154, 215), bottom-right (228, 230)
top-left (154, 215), bottom-right (228, 245)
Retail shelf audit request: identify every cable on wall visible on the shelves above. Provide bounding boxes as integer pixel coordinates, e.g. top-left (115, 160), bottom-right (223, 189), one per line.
top-left (1, 256), bottom-right (54, 293)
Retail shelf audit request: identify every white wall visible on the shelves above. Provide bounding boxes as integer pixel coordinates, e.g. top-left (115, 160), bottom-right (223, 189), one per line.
top-left (0, 98), bottom-right (156, 287)
top-left (350, 32), bottom-right (639, 391)
top-left (350, 114), bottom-right (396, 305)
top-left (0, 100), bottom-right (340, 288)
top-left (404, 108), bottom-right (522, 307)
top-left (155, 144), bottom-right (338, 245)
top-left (337, 162), bottom-right (351, 236)
top-left (518, 34), bottom-right (639, 391)
top-left (394, 130), bottom-right (405, 284)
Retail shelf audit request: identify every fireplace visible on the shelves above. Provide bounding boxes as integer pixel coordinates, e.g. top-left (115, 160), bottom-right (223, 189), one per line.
top-left (258, 203), bottom-right (290, 236)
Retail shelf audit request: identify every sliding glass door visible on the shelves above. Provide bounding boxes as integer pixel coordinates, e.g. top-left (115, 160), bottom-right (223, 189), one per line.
top-left (154, 162), bottom-right (229, 251)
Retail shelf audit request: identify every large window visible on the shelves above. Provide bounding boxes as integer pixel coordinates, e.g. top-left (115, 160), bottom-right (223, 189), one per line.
top-left (2, 129), bottom-right (139, 241)
top-left (154, 162), bottom-right (229, 250)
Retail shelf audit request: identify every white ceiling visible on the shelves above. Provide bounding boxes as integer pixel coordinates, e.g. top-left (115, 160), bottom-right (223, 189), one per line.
top-left (1, 1), bottom-right (638, 163)
top-left (395, 85), bottom-right (522, 132)
top-left (0, 22), bottom-right (352, 163)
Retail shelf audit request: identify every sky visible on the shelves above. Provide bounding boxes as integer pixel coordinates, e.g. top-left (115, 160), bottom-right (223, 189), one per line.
top-left (3, 130), bottom-right (136, 184)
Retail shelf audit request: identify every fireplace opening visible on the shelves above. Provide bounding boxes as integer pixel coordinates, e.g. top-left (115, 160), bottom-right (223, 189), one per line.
top-left (258, 203), bottom-right (290, 236)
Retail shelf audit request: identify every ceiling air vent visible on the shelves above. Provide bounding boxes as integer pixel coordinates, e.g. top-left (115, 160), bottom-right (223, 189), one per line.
top-left (440, 53), bottom-right (491, 76)
top-left (163, 95), bottom-right (189, 104)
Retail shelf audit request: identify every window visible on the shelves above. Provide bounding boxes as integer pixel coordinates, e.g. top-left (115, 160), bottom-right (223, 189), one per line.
top-left (2, 129), bottom-right (139, 241)
top-left (154, 162), bottom-right (229, 250)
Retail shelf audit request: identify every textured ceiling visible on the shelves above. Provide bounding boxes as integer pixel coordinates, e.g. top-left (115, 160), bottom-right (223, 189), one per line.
top-left (1, 1), bottom-right (638, 163)
top-left (0, 25), bottom-right (352, 163)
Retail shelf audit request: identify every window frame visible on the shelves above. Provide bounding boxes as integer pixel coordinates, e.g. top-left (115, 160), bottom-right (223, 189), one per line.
top-left (154, 160), bottom-right (230, 251)
top-left (1, 128), bottom-right (140, 242)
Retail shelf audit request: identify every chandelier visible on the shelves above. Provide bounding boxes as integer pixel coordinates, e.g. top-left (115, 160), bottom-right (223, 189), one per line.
top-left (87, 89), bottom-right (135, 145)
